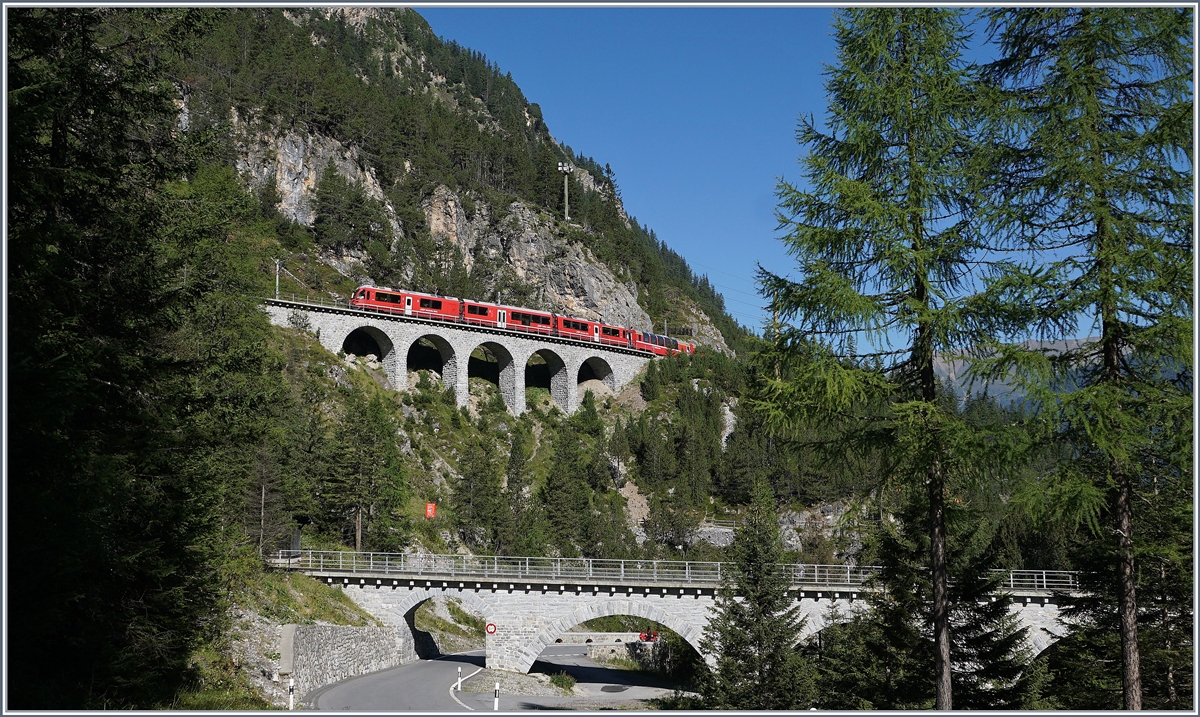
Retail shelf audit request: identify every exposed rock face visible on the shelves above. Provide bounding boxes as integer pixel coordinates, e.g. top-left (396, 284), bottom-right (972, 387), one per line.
top-left (208, 7), bottom-right (734, 353)
top-left (233, 117), bottom-right (657, 331)
top-left (619, 481), bottom-right (649, 546)
top-left (720, 397), bottom-right (738, 449)
top-left (487, 201), bottom-right (650, 329)
top-left (669, 294), bottom-right (734, 356)
top-left (233, 116), bottom-right (403, 237)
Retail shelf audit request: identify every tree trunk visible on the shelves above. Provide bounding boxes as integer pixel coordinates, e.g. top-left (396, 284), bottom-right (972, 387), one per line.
top-left (259, 482), bottom-right (266, 557)
top-left (1115, 463), bottom-right (1142, 709)
top-left (930, 454), bottom-right (952, 710)
top-left (913, 232), bottom-right (951, 710)
top-left (355, 506), bottom-right (362, 553)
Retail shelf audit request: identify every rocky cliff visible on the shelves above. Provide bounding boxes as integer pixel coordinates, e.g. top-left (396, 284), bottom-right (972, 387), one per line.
top-left (230, 119), bottom-right (737, 350)
top-left (212, 6), bottom-right (732, 351)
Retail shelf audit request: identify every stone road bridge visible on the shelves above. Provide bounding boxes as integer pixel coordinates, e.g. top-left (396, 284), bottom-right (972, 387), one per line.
top-left (263, 295), bottom-right (653, 415)
top-left (273, 550), bottom-right (1079, 673)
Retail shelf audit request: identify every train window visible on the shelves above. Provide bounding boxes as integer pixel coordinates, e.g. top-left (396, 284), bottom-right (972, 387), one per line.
top-left (467, 305), bottom-right (489, 316)
top-left (419, 298), bottom-right (442, 310)
top-left (377, 292), bottom-right (402, 303)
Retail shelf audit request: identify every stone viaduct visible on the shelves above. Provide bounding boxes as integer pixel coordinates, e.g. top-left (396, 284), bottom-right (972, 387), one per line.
top-left (277, 552), bottom-right (1076, 674)
top-left (263, 297), bottom-right (652, 415)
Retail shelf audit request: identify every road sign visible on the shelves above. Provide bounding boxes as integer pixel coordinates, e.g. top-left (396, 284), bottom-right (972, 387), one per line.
top-left (425, 503), bottom-right (436, 519)
top-left (486, 623), bottom-right (497, 635)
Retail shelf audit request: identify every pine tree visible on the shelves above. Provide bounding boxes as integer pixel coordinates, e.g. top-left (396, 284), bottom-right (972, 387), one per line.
top-left (452, 435), bottom-right (503, 550)
top-left (5, 8), bottom-right (249, 707)
top-left (977, 8), bottom-right (1193, 709)
top-left (540, 424), bottom-right (592, 556)
top-left (329, 391), bottom-right (407, 551)
top-left (572, 389), bottom-right (604, 437)
top-left (699, 479), bottom-right (815, 709)
top-left (495, 425), bottom-right (545, 556)
top-left (757, 8), bottom-right (982, 708)
top-left (312, 159), bottom-right (392, 252)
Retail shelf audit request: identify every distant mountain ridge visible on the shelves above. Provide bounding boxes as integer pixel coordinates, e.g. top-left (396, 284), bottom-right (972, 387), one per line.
top-left (935, 338), bottom-right (1099, 405)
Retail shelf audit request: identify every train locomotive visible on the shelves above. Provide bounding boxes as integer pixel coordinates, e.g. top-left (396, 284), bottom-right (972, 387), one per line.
top-left (348, 286), bottom-right (695, 357)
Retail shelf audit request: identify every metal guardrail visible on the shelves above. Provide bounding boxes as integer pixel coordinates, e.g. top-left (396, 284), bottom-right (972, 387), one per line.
top-left (273, 550), bottom-right (1079, 593)
top-left (266, 295), bottom-right (657, 355)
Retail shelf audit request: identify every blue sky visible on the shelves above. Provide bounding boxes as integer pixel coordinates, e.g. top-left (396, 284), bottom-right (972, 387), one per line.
top-left (418, 7), bottom-right (841, 332)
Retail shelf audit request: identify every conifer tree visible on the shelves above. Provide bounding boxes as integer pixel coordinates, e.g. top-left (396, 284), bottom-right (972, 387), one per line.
top-left (977, 8), bottom-right (1193, 709)
top-left (329, 391), bottom-right (407, 551)
top-left (452, 434), bottom-right (503, 550)
top-left (540, 424), bottom-right (592, 555)
top-left (494, 425), bottom-right (546, 556)
top-left (699, 479), bottom-right (815, 709)
top-left (757, 8), bottom-right (982, 708)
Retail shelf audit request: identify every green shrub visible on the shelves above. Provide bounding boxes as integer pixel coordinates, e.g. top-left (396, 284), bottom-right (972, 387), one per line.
top-left (549, 672), bottom-right (576, 691)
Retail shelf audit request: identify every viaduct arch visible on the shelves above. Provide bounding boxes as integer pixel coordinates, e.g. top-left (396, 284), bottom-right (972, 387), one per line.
top-left (266, 299), bottom-right (650, 415)
top-left (330, 577), bottom-right (1067, 674)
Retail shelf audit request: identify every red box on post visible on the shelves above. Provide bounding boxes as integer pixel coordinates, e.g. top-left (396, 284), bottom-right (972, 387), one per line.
top-left (425, 503), bottom-right (437, 519)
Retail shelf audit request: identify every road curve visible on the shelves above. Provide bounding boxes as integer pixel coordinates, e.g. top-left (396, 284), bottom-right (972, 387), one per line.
top-left (306, 646), bottom-right (681, 711)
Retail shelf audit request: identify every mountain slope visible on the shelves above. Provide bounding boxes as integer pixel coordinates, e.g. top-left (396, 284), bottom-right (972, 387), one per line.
top-left (173, 7), bottom-right (748, 354)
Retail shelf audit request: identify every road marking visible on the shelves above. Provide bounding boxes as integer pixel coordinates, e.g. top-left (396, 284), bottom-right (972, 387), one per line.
top-left (448, 666), bottom-right (485, 710)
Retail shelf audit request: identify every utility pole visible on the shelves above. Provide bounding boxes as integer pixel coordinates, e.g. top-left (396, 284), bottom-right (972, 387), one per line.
top-left (557, 162), bottom-right (574, 221)
top-left (275, 258), bottom-right (283, 299)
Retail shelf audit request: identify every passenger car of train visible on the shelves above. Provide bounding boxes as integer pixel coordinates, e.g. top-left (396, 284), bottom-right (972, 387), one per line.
top-left (348, 286), bottom-right (695, 357)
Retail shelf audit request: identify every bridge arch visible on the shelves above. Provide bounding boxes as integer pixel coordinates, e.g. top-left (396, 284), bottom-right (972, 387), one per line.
top-left (342, 326), bottom-right (397, 384)
top-left (519, 598), bottom-right (706, 674)
top-left (578, 356), bottom-right (616, 392)
top-left (468, 341), bottom-right (518, 413)
top-left (264, 300), bottom-right (655, 416)
top-left (525, 348), bottom-right (569, 413)
top-left (406, 334), bottom-right (457, 391)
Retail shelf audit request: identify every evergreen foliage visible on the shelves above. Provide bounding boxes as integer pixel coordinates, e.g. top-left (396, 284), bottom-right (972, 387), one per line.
top-left (975, 8), bottom-right (1194, 709)
top-left (757, 8), bottom-right (985, 708)
top-left (700, 480), bottom-right (815, 709)
top-left (8, 6), bottom-right (1191, 710)
top-left (806, 393), bottom-right (1053, 710)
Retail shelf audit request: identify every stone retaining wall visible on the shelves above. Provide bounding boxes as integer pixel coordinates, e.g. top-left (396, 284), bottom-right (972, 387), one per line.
top-left (587, 640), bottom-right (658, 666)
top-left (282, 624), bottom-right (418, 703)
top-left (553, 632), bottom-right (643, 645)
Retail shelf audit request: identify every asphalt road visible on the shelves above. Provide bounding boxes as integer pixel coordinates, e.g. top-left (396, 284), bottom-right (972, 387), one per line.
top-left (306, 645), bottom-right (682, 711)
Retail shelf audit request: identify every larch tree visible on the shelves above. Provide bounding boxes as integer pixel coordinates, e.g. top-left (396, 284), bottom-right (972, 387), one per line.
top-left (976, 8), bottom-right (1193, 710)
top-left (757, 8), bottom-right (982, 710)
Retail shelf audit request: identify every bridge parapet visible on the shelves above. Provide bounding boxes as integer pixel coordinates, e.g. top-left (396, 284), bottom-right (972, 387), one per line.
top-left (271, 550), bottom-right (1078, 599)
top-left (275, 550), bottom-right (1079, 673)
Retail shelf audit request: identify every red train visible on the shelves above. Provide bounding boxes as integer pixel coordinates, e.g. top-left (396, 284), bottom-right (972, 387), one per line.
top-left (348, 286), bottom-right (695, 357)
